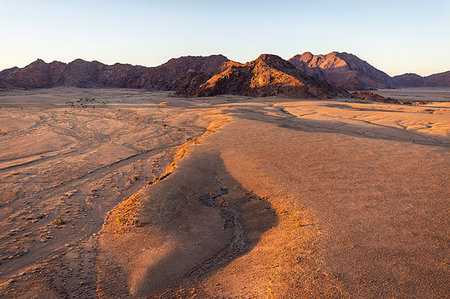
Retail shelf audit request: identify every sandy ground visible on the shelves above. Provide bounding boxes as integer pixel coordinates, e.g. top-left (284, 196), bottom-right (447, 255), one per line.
top-left (375, 87), bottom-right (450, 102)
top-left (0, 88), bottom-right (449, 298)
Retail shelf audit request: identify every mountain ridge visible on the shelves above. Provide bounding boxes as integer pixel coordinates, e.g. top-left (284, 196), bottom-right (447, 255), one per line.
top-left (288, 52), bottom-right (393, 90)
top-left (392, 70), bottom-right (450, 88)
top-left (179, 54), bottom-right (346, 98)
top-left (1, 53), bottom-right (449, 93)
top-left (0, 55), bottom-right (228, 90)
top-left (289, 51), bottom-right (450, 89)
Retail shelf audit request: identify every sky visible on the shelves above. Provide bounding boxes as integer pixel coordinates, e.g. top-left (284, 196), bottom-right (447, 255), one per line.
top-left (1, 0), bottom-right (449, 76)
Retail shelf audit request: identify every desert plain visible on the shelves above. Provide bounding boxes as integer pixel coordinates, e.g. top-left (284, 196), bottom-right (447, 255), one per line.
top-left (0, 88), bottom-right (449, 298)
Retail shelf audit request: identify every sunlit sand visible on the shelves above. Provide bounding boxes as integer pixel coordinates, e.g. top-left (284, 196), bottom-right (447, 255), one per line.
top-left (0, 88), bottom-right (448, 297)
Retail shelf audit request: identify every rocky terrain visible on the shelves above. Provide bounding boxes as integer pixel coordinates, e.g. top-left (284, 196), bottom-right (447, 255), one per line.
top-left (179, 54), bottom-right (346, 98)
top-left (391, 73), bottom-right (425, 87)
top-left (393, 71), bottom-right (450, 87)
top-left (289, 52), bottom-right (450, 90)
top-left (1, 53), bottom-right (449, 96)
top-left (288, 52), bottom-right (393, 90)
top-left (0, 55), bottom-right (228, 90)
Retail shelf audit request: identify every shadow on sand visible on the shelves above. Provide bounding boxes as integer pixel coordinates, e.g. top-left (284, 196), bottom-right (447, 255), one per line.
top-left (97, 152), bottom-right (279, 298)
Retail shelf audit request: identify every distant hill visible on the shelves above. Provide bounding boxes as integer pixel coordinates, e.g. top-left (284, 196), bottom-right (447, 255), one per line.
top-left (391, 73), bottom-right (424, 87)
top-left (0, 55), bottom-right (228, 90)
top-left (288, 52), bottom-right (393, 90)
top-left (393, 71), bottom-right (450, 87)
top-left (179, 54), bottom-right (346, 98)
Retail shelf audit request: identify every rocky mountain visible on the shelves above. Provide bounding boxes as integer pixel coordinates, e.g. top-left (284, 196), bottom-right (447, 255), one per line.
top-left (288, 52), bottom-right (450, 90)
top-left (393, 71), bottom-right (450, 87)
top-left (180, 54), bottom-right (346, 98)
top-left (0, 55), bottom-right (228, 90)
top-left (391, 73), bottom-right (424, 87)
top-left (1, 53), bottom-right (448, 93)
top-left (137, 55), bottom-right (228, 90)
top-left (288, 52), bottom-right (393, 91)
top-left (424, 71), bottom-right (450, 87)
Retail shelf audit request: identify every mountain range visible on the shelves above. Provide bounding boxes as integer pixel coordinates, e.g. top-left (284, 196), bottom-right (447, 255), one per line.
top-left (288, 52), bottom-right (449, 90)
top-left (0, 55), bottom-right (228, 90)
top-left (392, 71), bottom-right (450, 88)
top-left (181, 54), bottom-right (344, 98)
top-left (1, 52), bottom-right (448, 97)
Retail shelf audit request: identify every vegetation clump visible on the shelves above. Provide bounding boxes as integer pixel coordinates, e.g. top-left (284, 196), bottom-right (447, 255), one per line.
top-left (56, 218), bottom-right (65, 225)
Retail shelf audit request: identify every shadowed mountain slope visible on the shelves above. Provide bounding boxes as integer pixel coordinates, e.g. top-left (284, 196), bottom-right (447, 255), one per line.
top-left (391, 73), bottom-right (425, 87)
top-left (393, 71), bottom-right (450, 87)
top-left (0, 55), bottom-right (228, 90)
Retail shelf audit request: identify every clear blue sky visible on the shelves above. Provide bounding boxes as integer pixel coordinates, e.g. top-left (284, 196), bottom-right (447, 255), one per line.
top-left (1, 0), bottom-right (449, 76)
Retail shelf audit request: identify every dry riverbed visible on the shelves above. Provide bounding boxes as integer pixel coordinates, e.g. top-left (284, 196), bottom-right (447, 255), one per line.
top-left (0, 88), bottom-right (448, 297)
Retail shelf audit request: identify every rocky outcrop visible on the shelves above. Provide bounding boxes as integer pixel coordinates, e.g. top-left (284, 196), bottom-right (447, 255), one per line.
top-left (179, 54), bottom-right (346, 98)
top-left (288, 52), bottom-right (393, 91)
top-left (0, 55), bottom-right (228, 90)
top-left (351, 91), bottom-right (426, 105)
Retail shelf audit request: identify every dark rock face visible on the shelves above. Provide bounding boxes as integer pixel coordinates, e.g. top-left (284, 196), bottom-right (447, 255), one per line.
top-left (424, 71), bottom-right (450, 87)
top-left (98, 63), bottom-right (148, 88)
top-left (0, 59), bottom-right (66, 89)
top-left (0, 55), bottom-right (229, 90)
top-left (138, 55), bottom-right (228, 90)
top-left (393, 71), bottom-right (450, 87)
top-left (391, 73), bottom-right (425, 87)
top-left (179, 54), bottom-right (346, 98)
top-left (288, 52), bottom-right (393, 91)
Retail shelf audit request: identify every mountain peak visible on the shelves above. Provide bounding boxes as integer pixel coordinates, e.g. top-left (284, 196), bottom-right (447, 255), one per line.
top-left (288, 51), bottom-right (392, 90)
top-left (72, 58), bottom-right (87, 62)
top-left (68, 58), bottom-right (107, 66)
top-left (256, 53), bottom-right (280, 61)
top-left (28, 59), bottom-right (46, 66)
top-left (253, 54), bottom-right (292, 69)
top-left (179, 54), bottom-right (345, 98)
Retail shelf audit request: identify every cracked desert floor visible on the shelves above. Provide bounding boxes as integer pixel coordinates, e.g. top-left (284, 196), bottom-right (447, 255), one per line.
top-left (0, 88), bottom-right (449, 298)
